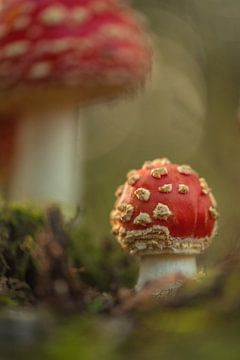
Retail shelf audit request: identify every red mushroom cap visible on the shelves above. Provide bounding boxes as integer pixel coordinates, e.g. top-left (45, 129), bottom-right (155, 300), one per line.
top-left (111, 158), bottom-right (219, 256)
top-left (0, 0), bottom-right (152, 112)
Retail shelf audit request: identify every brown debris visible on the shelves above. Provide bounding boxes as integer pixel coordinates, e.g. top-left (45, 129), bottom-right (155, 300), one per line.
top-left (34, 206), bottom-right (83, 310)
top-left (115, 273), bottom-right (186, 313)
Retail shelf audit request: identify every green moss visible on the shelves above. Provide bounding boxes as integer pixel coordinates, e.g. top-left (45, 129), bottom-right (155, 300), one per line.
top-left (69, 222), bottom-right (137, 292)
top-left (0, 202), bottom-right (44, 303)
top-left (0, 203), bottom-right (137, 305)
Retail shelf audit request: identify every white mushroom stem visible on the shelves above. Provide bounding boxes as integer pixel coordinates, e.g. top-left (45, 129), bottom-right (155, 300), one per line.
top-left (9, 108), bottom-right (83, 207)
top-left (136, 254), bottom-right (197, 291)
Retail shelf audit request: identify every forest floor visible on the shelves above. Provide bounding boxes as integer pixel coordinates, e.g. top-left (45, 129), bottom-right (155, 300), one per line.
top-left (0, 203), bottom-right (239, 360)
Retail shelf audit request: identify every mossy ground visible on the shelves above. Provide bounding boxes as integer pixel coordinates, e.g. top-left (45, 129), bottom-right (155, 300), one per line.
top-left (0, 203), bottom-right (239, 360)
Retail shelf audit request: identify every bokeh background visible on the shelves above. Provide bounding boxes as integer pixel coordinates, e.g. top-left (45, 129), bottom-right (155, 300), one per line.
top-left (2, 1), bottom-right (240, 359)
top-left (83, 0), bottom-right (240, 265)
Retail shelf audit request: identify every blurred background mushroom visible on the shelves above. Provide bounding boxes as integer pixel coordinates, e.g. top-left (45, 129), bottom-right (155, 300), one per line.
top-left (0, 0), bottom-right (152, 207)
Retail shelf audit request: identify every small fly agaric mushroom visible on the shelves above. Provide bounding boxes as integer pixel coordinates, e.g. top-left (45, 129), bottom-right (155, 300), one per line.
top-left (0, 0), bottom-right (151, 206)
top-left (111, 158), bottom-right (219, 293)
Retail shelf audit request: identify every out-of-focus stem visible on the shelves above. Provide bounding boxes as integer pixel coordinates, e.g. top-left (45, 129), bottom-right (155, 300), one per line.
top-left (9, 109), bottom-right (82, 207)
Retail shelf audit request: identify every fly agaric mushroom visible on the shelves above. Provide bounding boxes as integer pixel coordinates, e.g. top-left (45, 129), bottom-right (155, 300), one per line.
top-left (111, 158), bottom-right (219, 293)
top-left (0, 0), bottom-right (151, 206)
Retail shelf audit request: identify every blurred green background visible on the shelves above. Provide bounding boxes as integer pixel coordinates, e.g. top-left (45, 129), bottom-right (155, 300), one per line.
top-left (83, 0), bottom-right (240, 265)
top-left (2, 1), bottom-right (240, 359)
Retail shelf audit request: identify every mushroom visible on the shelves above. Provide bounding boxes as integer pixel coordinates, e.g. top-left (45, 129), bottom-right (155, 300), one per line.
top-left (111, 158), bottom-right (219, 294)
top-left (0, 0), bottom-right (151, 206)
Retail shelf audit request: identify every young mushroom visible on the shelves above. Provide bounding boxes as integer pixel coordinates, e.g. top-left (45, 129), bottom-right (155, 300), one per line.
top-left (111, 158), bottom-right (219, 295)
top-left (0, 0), bottom-right (151, 206)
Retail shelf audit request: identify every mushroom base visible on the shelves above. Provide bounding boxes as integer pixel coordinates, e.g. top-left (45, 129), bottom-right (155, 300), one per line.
top-left (136, 254), bottom-right (197, 292)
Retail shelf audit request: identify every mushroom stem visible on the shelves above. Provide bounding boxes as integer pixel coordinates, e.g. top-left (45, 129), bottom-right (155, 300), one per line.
top-left (136, 254), bottom-right (197, 291)
top-left (9, 109), bottom-right (83, 207)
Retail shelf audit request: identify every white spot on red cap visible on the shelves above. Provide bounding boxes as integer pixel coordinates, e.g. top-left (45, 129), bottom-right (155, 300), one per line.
top-left (158, 184), bottom-right (172, 193)
top-left (151, 167), bottom-right (168, 178)
top-left (13, 16), bottom-right (31, 30)
top-left (110, 209), bottom-right (120, 222)
top-left (153, 203), bottom-right (172, 220)
top-left (209, 206), bottom-right (219, 220)
top-left (134, 188), bottom-right (151, 202)
top-left (36, 39), bottom-right (72, 54)
top-left (100, 24), bottom-right (135, 40)
top-left (142, 161), bottom-right (152, 169)
top-left (29, 62), bottom-right (51, 79)
top-left (71, 7), bottom-right (90, 24)
top-left (209, 192), bottom-right (217, 207)
top-left (118, 203), bottom-right (134, 222)
top-left (40, 5), bottom-right (67, 25)
top-left (200, 178), bottom-right (210, 195)
top-left (133, 212), bottom-right (152, 226)
top-left (178, 184), bottom-right (189, 194)
top-left (51, 39), bottom-right (73, 53)
top-left (127, 170), bottom-right (140, 186)
top-left (152, 158), bottom-right (171, 166)
top-left (3, 41), bottom-right (30, 58)
top-left (112, 224), bottom-right (126, 236)
top-left (115, 185), bottom-right (124, 197)
top-left (177, 165), bottom-right (193, 175)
